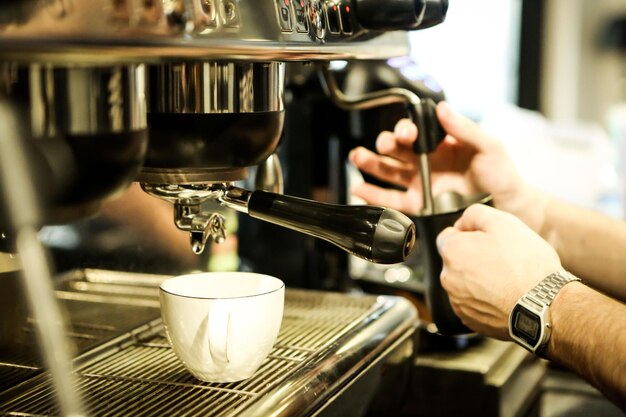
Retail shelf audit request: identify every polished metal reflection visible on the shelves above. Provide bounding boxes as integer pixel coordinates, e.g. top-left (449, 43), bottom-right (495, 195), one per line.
top-left (137, 167), bottom-right (249, 185)
top-left (29, 64), bottom-right (147, 136)
top-left (140, 183), bottom-right (226, 205)
top-left (0, 273), bottom-right (417, 417)
top-left (141, 182), bottom-right (244, 254)
top-left (0, 1), bottom-right (411, 63)
top-left (150, 61), bottom-right (284, 114)
top-left (255, 153), bottom-right (284, 194)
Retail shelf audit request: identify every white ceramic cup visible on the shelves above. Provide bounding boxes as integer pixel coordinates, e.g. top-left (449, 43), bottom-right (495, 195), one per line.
top-left (160, 272), bottom-right (285, 383)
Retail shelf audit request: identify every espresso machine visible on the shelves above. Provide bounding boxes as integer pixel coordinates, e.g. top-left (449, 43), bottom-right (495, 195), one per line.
top-left (0, 1), bottom-right (461, 416)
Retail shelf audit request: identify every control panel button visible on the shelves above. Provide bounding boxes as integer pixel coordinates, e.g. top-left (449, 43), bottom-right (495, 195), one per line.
top-left (325, 1), bottom-right (341, 34)
top-left (275, 0), bottom-right (294, 32)
top-left (293, 0), bottom-right (309, 33)
top-left (339, 1), bottom-right (353, 34)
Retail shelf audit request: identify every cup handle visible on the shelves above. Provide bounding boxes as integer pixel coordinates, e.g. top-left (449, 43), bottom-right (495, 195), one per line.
top-left (207, 300), bottom-right (230, 365)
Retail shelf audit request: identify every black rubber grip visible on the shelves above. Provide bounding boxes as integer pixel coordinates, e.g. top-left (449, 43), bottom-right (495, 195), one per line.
top-left (247, 191), bottom-right (416, 264)
top-left (411, 98), bottom-right (447, 154)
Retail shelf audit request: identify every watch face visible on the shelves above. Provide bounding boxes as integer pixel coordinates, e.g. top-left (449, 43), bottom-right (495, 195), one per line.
top-left (511, 305), bottom-right (541, 346)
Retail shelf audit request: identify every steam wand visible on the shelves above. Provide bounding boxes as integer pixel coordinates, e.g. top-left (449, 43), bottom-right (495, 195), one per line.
top-left (317, 63), bottom-right (446, 215)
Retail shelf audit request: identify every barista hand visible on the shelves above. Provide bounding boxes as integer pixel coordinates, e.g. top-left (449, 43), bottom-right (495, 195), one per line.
top-left (349, 102), bottom-right (546, 233)
top-left (436, 203), bottom-right (626, 411)
top-left (435, 204), bottom-right (562, 339)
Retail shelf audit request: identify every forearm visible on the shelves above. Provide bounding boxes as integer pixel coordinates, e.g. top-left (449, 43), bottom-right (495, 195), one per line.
top-left (536, 195), bottom-right (626, 301)
top-left (547, 281), bottom-right (626, 410)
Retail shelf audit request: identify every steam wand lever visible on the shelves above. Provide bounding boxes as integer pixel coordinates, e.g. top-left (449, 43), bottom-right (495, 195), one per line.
top-left (317, 63), bottom-right (446, 215)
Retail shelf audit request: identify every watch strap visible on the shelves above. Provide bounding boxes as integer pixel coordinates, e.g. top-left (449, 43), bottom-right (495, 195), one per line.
top-left (523, 270), bottom-right (581, 308)
top-left (510, 270), bottom-right (581, 356)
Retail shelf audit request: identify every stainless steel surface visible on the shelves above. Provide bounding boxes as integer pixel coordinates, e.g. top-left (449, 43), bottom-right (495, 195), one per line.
top-left (220, 186), bottom-right (253, 213)
top-left (417, 153), bottom-right (434, 215)
top-left (151, 61), bottom-right (284, 114)
top-left (317, 63), bottom-right (435, 214)
top-left (141, 182), bottom-right (227, 205)
top-left (0, 268), bottom-right (166, 396)
top-left (142, 183), bottom-right (235, 254)
top-left (0, 1), bottom-right (411, 63)
top-left (255, 153), bottom-right (284, 194)
top-left (178, 207), bottom-right (226, 253)
top-left (30, 64), bottom-right (147, 136)
top-left (137, 167), bottom-right (249, 184)
top-left (139, 183), bottom-right (255, 255)
top-left (0, 269), bottom-right (418, 417)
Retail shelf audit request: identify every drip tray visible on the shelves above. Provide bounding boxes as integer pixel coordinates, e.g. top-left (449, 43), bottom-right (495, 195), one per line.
top-left (0, 269), bottom-right (417, 417)
top-left (0, 269), bottom-right (165, 394)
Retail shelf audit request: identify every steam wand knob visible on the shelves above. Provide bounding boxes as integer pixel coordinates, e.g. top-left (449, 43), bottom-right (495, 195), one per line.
top-left (354, 0), bottom-right (448, 31)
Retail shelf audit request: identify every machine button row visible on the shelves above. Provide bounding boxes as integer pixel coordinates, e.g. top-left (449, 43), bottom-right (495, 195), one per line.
top-left (274, 0), bottom-right (353, 36)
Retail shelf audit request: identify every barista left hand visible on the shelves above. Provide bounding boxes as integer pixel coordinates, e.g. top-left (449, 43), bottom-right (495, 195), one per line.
top-left (435, 203), bottom-right (562, 339)
top-left (348, 101), bottom-right (530, 219)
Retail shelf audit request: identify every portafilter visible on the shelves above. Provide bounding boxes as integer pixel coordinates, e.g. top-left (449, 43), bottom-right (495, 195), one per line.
top-left (139, 61), bottom-right (416, 264)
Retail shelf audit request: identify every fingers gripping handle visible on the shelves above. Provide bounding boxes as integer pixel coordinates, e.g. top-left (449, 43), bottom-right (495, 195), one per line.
top-left (207, 301), bottom-right (230, 365)
top-left (316, 63), bottom-right (445, 215)
top-left (410, 97), bottom-right (447, 154)
top-left (317, 63), bottom-right (446, 154)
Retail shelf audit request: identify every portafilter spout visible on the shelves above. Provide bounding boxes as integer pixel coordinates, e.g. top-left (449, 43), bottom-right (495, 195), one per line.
top-left (142, 183), bottom-right (416, 264)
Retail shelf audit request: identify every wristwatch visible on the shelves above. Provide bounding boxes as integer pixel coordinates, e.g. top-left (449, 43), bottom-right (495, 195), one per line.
top-left (509, 270), bottom-right (581, 355)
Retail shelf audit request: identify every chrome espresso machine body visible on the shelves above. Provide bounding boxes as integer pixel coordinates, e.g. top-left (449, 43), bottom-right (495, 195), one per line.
top-left (0, 1), bottom-right (453, 416)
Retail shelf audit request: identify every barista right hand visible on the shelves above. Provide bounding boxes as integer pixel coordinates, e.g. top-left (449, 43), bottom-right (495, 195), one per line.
top-left (349, 101), bottom-right (547, 234)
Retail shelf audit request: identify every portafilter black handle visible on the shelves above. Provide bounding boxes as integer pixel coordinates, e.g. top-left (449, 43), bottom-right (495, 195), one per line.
top-left (222, 187), bottom-right (416, 264)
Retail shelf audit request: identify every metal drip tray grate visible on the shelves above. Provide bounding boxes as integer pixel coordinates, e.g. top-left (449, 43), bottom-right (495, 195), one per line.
top-left (0, 272), bottom-right (416, 417)
top-left (0, 353), bottom-right (41, 394)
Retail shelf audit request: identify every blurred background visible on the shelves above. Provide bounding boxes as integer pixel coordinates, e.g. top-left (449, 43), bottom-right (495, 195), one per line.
top-left (409, 0), bottom-right (626, 218)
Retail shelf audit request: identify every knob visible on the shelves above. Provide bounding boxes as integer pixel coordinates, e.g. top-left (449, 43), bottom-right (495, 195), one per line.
top-left (354, 0), bottom-right (448, 31)
top-left (420, 0), bottom-right (449, 29)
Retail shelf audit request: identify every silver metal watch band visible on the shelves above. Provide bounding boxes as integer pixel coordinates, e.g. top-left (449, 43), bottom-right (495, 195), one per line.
top-left (523, 270), bottom-right (581, 308)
